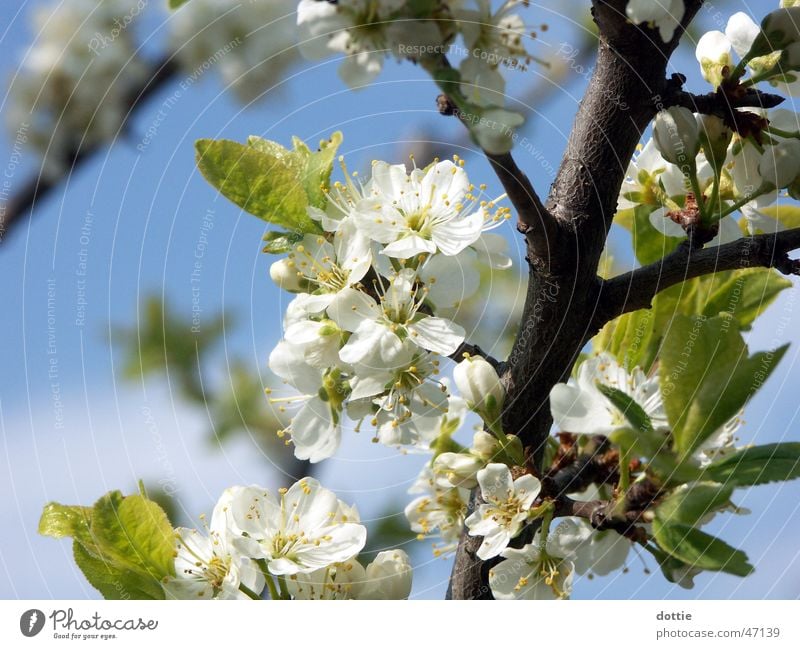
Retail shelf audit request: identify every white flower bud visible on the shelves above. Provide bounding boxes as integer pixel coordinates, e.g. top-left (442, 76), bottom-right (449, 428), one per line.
top-left (696, 114), bottom-right (733, 171)
top-left (653, 107), bottom-right (701, 168)
top-left (695, 31), bottom-right (732, 87)
top-left (361, 550), bottom-right (413, 600)
top-left (453, 355), bottom-right (505, 419)
top-left (758, 139), bottom-right (800, 188)
top-left (269, 258), bottom-right (304, 292)
top-left (471, 430), bottom-right (500, 461)
top-left (433, 452), bottom-right (484, 488)
top-left (761, 7), bottom-right (800, 51)
top-left (782, 41), bottom-right (800, 68)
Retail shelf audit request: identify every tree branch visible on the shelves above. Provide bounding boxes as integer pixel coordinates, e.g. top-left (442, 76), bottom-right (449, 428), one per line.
top-left (0, 56), bottom-right (178, 244)
top-left (449, 341), bottom-right (501, 370)
top-left (484, 151), bottom-right (556, 269)
top-left (598, 228), bottom-right (800, 323)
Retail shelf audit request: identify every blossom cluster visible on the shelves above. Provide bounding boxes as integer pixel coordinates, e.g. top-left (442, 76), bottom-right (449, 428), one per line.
top-left (6, 0), bottom-right (303, 171)
top-left (268, 156), bottom-right (512, 463)
top-left (5, 0), bottom-right (150, 178)
top-left (297, 0), bottom-right (536, 91)
top-left (619, 5), bottom-right (800, 240)
top-left (297, 0), bottom-right (536, 152)
top-left (8, 1), bottom-right (539, 166)
top-left (164, 476), bottom-right (413, 599)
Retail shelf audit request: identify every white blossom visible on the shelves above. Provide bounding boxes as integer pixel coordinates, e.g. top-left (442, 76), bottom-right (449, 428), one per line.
top-left (550, 352), bottom-right (667, 436)
top-left (328, 268), bottom-right (465, 363)
top-left (7, 0), bottom-right (148, 177)
top-left (626, 0), bottom-right (685, 43)
top-left (759, 139), bottom-right (800, 188)
top-left (465, 463), bottom-right (541, 560)
top-left (617, 139), bottom-right (687, 210)
top-left (405, 464), bottom-right (470, 556)
top-left (227, 480), bottom-right (367, 576)
top-left (286, 558), bottom-right (366, 599)
top-left (163, 490), bottom-right (265, 599)
top-left (359, 550), bottom-right (413, 599)
top-left (297, 0), bottom-right (443, 87)
top-left (488, 534), bottom-right (574, 600)
top-left (352, 159), bottom-right (493, 258)
top-left (549, 517), bottom-right (632, 577)
top-left (170, 0), bottom-right (298, 102)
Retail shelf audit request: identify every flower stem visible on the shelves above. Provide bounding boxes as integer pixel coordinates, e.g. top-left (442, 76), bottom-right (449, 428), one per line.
top-left (764, 126), bottom-right (800, 139)
top-left (715, 183), bottom-right (771, 221)
top-left (618, 446), bottom-right (631, 494)
top-left (687, 165), bottom-right (708, 224)
top-left (278, 575), bottom-right (291, 600)
top-left (257, 559), bottom-right (281, 601)
top-left (238, 583), bottom-right (262, 600)
top-left (538, 505), bottom-right (555, 554)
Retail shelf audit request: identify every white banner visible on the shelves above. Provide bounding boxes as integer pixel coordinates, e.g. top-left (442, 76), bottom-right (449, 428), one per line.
top-left (0, 600), bottom-right (797, 647)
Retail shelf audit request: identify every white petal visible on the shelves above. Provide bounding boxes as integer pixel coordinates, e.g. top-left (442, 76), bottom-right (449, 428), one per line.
top-left (549, 382), bottom-right (613, 435)
top-left (291, 397), bottom-right (340, 463)
top-left (327, 288), bottom-right (379, 332)
top-left (649, 206), bottom-right (686, 237)
top-left (382, 234), bottom-right (436, 258)
top-left (725, 12), bottom-right (760, 58)
top-left (407, 316), bottom-right (465, 355)
top-left (432, 211), bottom-right (485, 255)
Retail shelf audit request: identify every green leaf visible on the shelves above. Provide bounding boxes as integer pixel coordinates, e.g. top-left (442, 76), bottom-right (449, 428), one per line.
top-left (297, 132), bottom-right (343, 209)
top-left (40, 491), bottom-right (176, 600)
top-left (690, 268), bottom-right (791, 331)
top-left (73, 542), bottom-right (164, 601)
top-left (262, 230), bottom-right (304, 254)
top-left (655, 482), bottom-right (733, 527)
top-left (617, 204), bottom-right (683, 266)
top-left (596, 383), bottom-right (653, 433)
top-left (653, 520), bottom-right (753, 576)
top-left (660, 314), bottom-right (788, 457)
top-left (91, 491), bottom-right (176, 582)
top-left (593, 308), bottom-right (658, 372)
top-left (39, 503), bottom-right (93, 539)
top-left (168, 0), bottom-right (190, 8)
top-left (195, 139), bottom-right (321, 234)
top-left (704, 443), bottom-right (800, 486)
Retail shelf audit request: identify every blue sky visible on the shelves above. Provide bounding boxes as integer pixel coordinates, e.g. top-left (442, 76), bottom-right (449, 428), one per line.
top-left (1, 0), bottom-right (799, 600)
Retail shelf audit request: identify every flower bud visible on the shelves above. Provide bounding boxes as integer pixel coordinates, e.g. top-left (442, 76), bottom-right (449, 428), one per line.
top-left (695, 31), bottom-right (732, 87)
top-left (696, 114), bottom-right (733, 172)
top-left (361, 550), bottom-right (413, 600)
top-left (471, 430), bottom-right (500, 461)
top-left (653, 107), bottom-right (701, 168)
top-left (433, 452), bottom-right (483, 488)
top-left (781, 41), bottom-right (800, 68)
top-left (758, 139), bottom-right (800, 188)
top-left (750, 7), bottom-right (800, 56)
top-left (269, 258), bottom-right (304, 292)
top-left (453, 355), bottom-right (505, 420)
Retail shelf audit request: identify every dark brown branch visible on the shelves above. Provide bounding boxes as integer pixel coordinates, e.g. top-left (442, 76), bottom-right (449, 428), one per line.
top-left (449, 342), bottom-right (501, 369)
top-left (660, 70), bottom-right (785, 114)
top-left (485, 151), bottom-right (556, 268)
top-left (0, 56), bottom-right (178, 243)
top-left (598, 227), bottom-right (800, 323)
